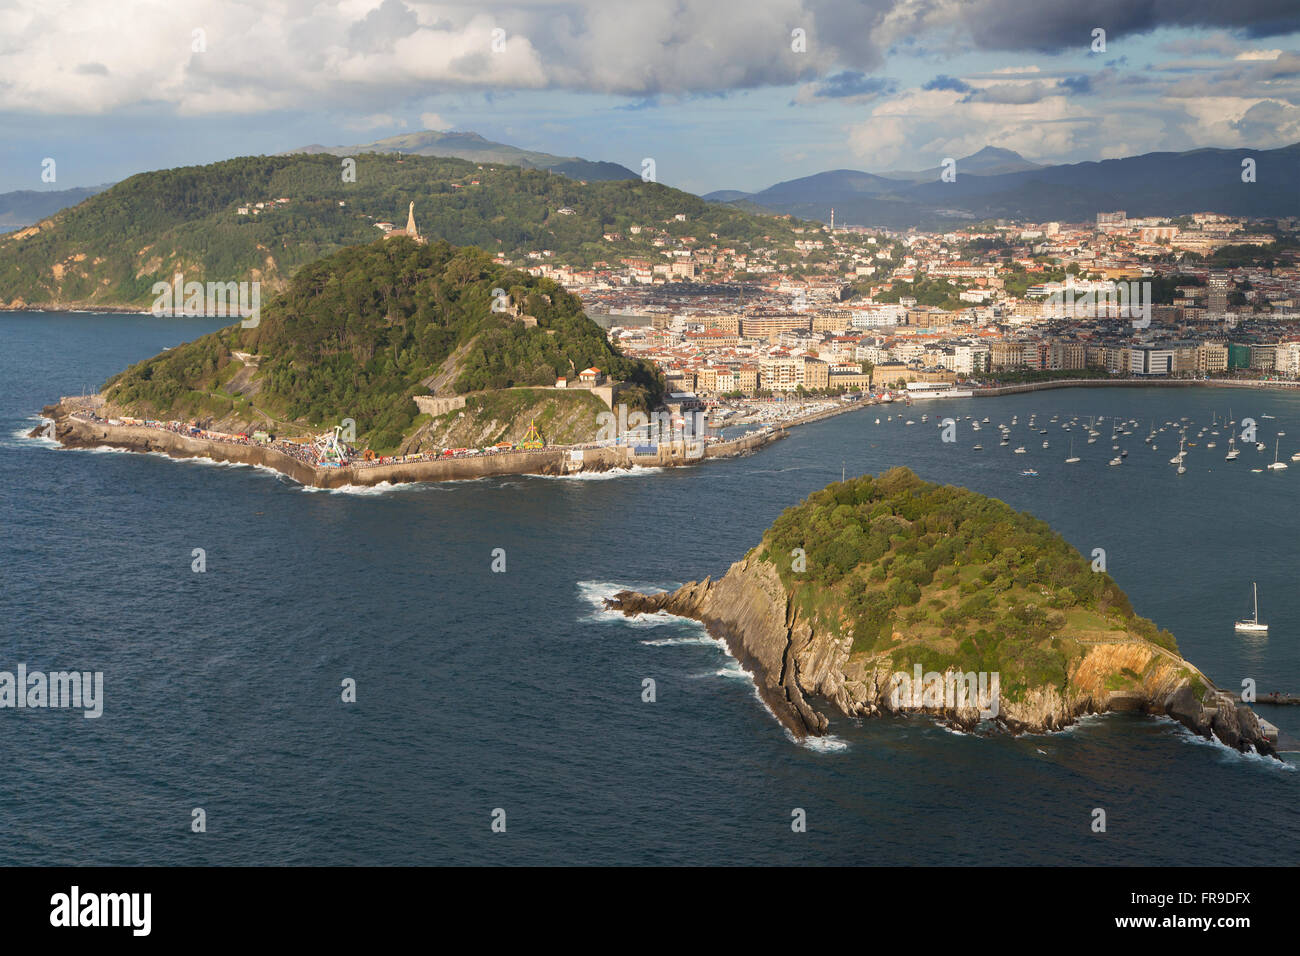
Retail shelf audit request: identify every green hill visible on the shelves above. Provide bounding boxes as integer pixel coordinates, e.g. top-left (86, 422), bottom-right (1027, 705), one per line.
top-left (757, 467), bottom-right (1178, 700)
top-left (0, 153), bottom-right (797, 310)
top-left (607, 468), bottom-right (1277, 755)
top-left (101, 238), bottom-right (663, 452)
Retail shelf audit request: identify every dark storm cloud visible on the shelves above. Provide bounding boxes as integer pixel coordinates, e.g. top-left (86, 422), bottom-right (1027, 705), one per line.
top-left (959, 0), bottom-right (1300, 53)
top-left (805, 0), bottom-right (898, 70)
top-left (962, 80), bottom-right (1059, 104)
top-left (812, 70), bottom-right (897, 97)
top-left (923, 75), bottom-right (973, 93)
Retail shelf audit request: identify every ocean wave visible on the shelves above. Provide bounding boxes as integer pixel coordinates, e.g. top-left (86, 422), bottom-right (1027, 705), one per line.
top-left (575, 579), bottom-right (843, 751)
top-left (526, 466), bottom-right (665, 481)
top-left (300, 480), bottom-right (424, 496)
top-left (160, 454), bottom-right (293, 482)
top-left (639, 634), bottom-right (718, 647)
top-left (575, 580), bottom-right (682, 626)
top-left (10, 418), bottom-right (59, 447)
top-left (1163, 717), bottom-right (1297, 771)
top-left (709, 660), bottom-right (751, 680)
top-left (1057, 713), bottom-right (1106, 734)
top-left (791, 732), bottom-right (850, 753)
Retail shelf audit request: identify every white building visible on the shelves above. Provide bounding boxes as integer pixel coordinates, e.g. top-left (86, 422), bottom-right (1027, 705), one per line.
top-left (954, 344), bottom-right (990, 375)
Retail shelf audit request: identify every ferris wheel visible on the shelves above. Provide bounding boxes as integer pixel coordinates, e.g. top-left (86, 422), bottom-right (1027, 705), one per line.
top-left (312, 425), bottom-right (351, 464)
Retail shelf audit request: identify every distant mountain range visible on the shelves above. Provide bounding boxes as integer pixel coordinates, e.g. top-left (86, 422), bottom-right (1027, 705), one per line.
top-left (288, 130), bottom-right (639, 182)
top-left (0, 185), bottom-right (111, 229)
top-left (705, 144), bottom-right (1300, 227)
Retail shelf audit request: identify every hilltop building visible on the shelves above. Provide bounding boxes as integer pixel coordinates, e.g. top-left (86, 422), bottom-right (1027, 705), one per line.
top-left (382, 202), bottom-right (427, 244)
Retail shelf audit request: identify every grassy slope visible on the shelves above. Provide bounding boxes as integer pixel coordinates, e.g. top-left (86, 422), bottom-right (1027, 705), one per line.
top-left (758, 467), bottom-right (1183, 702)
top-left (415, 388), bottom-right (610, 450)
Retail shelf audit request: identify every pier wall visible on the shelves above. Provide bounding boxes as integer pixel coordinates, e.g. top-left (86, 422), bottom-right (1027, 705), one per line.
top-left (974, 378), bottom-right (1300, 398)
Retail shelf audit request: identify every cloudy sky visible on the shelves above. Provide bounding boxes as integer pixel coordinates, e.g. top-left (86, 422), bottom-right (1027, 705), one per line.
top-left (2, 0), bottom-right (1299, 193)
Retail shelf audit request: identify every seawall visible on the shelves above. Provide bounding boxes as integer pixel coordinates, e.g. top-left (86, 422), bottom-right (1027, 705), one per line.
top-left (975, 378), bottom-right (1300, 397)
top-left (41, 408), bottom-right (785, 488)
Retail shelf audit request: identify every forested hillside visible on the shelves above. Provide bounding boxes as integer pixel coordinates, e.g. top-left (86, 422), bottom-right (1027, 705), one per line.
top-left (103, 238), bottom-right (662, 451)
top-left (0, 153), bottom-right (797, 309)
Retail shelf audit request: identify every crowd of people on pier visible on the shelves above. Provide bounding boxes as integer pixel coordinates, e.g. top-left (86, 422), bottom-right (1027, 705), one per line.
top-left (71, 410), bottom-right (740, 470)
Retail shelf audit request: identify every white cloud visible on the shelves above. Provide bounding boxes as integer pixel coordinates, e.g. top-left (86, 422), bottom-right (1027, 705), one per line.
top-left (0, 0), bottom-right (884, 114)
top-left (419, 112), bottom-right (449, 130)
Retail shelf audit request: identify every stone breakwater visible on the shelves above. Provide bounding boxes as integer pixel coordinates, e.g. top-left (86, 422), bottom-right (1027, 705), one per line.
top-left (605, 553), bottom-right (1278, 758)
top-left (34, 401), bottom-right (782, 488)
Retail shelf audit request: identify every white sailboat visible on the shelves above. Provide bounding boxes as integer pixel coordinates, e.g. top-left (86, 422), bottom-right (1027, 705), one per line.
top-left (1065, 439), bottom-right (1079, 464)
top-left (1234, 583), bottom-right (1268, 633)
top-left (1268, 437), bottom-right (1288, 470)
top-left (1226, 436), bottom-right (1239, 461)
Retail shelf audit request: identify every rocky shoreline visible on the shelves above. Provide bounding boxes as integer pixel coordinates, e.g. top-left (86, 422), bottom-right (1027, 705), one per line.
top-left (32, 399), bottom-right (782, 488)
top-left (605, 553), bottom-right (1279, 758)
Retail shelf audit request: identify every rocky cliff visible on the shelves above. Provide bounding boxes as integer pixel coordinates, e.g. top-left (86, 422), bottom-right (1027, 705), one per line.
top-left (606, 472), bottom-right (1278, 759)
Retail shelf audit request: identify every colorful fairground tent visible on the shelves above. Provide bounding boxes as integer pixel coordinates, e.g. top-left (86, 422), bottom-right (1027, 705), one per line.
top-left (312, 425), bottom-right (353, 466)
top-left (519, 420), bottom-right (544, 450)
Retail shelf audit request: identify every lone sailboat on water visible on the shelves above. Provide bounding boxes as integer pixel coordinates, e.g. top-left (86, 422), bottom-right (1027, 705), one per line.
top-left (1235, 582), bottom-right (1268, 634)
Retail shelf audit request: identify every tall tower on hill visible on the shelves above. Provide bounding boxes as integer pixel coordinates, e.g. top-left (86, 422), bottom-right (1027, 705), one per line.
top-left (406, 201), bottom-right (417, 237)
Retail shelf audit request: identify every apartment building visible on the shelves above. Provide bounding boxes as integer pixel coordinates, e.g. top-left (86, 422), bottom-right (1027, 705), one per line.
top-left (812, 310), bottom-right (851, 333)
top-left (733, 366), bottom-right (760, 392)
top-left (759, 357), bottom-right (802, 391)
top-left (1208, 271), bottom-right (1230, 318)
top-left (1250, 343), bottom-right (1276, 371)
top-left (685, 328), bottom-right (742, 349)
top-left (741, 315), bottom-right (812, 341)
top-left (1050, 340), bottom-right (1087, 371)
top-left (1129, 346), bottom-right (1175, 376)
top-left (989, 341), bottom-right (1024, 370)
top-left (1197, 342), bottom-right (1229, 373)
top-left (953, 343), bottom-right (990, 375)
top-left (802, 357), bottom-right (830, 390)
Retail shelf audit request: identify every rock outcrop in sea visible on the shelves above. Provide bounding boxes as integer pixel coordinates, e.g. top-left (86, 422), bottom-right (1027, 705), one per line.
top-left (606, 469), bottom-right (1277, 758)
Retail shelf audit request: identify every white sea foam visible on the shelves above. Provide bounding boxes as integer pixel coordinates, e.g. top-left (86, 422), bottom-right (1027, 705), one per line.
top-left (10, 418), bottom-right (60, 447)
top-left (162, 454), bottom-right (289, 482)
top-left (792, 733), bottom-right (850, 753)
top-left (300, 480), bottom-right (424, 496)
top-left (575, 579), bottom-right (845, 751)
top-left (1164, 717), bottom-right (1297, 771)
top-left (639, 634), bottom-right (718, 647)
top-left (575, 580), bottom-right (680, 626)
top-left (1057, 713), bottom-right (1105, 734)
top-left (710, 660), bottom-right (751, 680)
top-left (527, 465), bottom-right (665, 481)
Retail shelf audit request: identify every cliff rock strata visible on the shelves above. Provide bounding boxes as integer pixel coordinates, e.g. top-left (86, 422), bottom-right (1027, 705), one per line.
top-left (606, 554), bottom-right (1277, 758)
